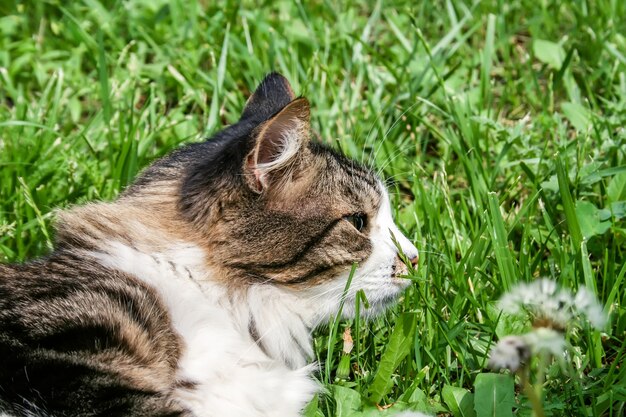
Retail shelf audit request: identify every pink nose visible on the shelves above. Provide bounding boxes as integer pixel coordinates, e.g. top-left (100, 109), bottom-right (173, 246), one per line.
top-left (409, 254), bottom-right (419, 267)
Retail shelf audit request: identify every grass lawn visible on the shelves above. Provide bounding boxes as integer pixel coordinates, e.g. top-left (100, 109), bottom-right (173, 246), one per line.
top-left (1, 0), bottom-right (625, 416)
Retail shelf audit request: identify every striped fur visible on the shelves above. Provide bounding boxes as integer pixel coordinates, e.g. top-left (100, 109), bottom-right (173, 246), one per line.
top-left (0, 73), bottom-right (418, 416)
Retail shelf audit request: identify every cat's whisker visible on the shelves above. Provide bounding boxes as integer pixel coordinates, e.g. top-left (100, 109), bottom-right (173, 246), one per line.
top-left (367, 101), bottom-right (420, 169)
top-left (360, 97), bottom-right (391, 164)
top-left (304, 283), bottom-right (348, 303)
top-left (383, 169), bottom-right (414, 182)
top-left (375, 145), bottom-right (414, 179)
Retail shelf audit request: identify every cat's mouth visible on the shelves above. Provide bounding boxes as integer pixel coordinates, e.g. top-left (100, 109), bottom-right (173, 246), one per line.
top-left (391, 256), bottom-right (412, 282)
top-left (372, 264), bottom-right (414, 309)
top-left (391, 275), bottom-right (412, 288)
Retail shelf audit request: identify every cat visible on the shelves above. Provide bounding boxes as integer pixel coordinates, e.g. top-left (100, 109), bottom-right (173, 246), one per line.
top-left (0, 73), bottom-right (419, 417)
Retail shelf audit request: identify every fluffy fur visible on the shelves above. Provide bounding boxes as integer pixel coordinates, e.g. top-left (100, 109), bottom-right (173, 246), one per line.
top-left (0, 73), bottom-right (419, 417)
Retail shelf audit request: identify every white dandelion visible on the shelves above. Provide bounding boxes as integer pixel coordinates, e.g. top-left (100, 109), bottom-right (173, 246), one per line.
top-left (524, 327), bottom-right (566, 358)
top-left (488, 279), bottom-right (602, 417)
top-left (488, 335), bottom-right (531, 372)
top-left (488, 328), bottom-right (566, 373)
top-left (497, 278), bottom-right (606, 331)
top-left (573, 287), bottom-right (607, 329)
top-left (488, 279), bottom-right (606, 373)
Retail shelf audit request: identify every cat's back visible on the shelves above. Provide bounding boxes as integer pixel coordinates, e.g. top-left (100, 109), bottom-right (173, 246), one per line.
top-left (0, 253), bottom-right (186, 417)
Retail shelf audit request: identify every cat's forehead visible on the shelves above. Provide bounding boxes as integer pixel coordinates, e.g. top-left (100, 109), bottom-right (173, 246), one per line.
top-left (311, 144), bottom-right (383, 210)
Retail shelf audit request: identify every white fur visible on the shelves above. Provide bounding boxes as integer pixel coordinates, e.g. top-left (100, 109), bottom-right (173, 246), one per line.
top-left (91, 243), bottom-right (317, 417)
top-left (87, 184), bottom-right (418, 417)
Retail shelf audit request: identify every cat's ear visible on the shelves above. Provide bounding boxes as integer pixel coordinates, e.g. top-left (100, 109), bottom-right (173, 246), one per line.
top-left (241, 73), bottom-right (296, 121)
top-left (245, 97), bottom-right (310, 193)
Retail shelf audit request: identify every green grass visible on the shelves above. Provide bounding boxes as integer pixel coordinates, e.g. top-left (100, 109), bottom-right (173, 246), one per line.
top-left (1, 0), bottom-right (625, 415)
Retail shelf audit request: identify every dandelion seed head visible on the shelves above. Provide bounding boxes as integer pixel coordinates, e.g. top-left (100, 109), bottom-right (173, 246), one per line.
top-left (497, 279), bottom-right (606, 331)
top-left (488, 329), bottom-right (566, 373)
top-left (488, 335), bottom-right (531, 372)
top-left (575, 287), bottom-right (607, 329)
top-left (525, 327), bottom-right (566, 358)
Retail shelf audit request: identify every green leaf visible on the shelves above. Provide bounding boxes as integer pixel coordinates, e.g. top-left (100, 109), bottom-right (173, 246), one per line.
top-left (334, 386), bottom-right (363, 417)
top-left (607, 172), bottom-right (626, 203)
top-left (480, 14), bottom-right (496, 104)
top-left (406, 386), bottom-right (426, 403)
top-left (399, 368), bottom-right (430, 404)
top-left (334, 387), bottom-right (418, 417)
top-left (207, 24), bottom-right (230, 132)
top-left (576, 201), bottom-right (611, 240)
top-left (556, 157), bottom-right (583, 250)
top-left (580, 165), bottom-right (626, 185)
top-left (303, 394), bottom-right (325, 417)
top-left (443, 385), bottom-right (476, 417)
top-left (487, 193), bottom-right (517, 291)
top-left (599, 201), bottom-right (626, 221)
top-left (561, 102), bottom-right (592, 132)
top-left (367, 313), bottom-right (418, 404)
top-left (485, 302), bottom-right (527, 339)
top-left (533, 39), bottom-right (565, 69)
top-left (473, 373), bottom-right (514, 417)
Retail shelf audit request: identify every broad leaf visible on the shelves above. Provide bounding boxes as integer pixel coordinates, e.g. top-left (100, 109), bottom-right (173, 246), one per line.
top-left (405, 386), bottom-right (427, 405)
top-left (485, 302), bottom-right (527, 339)
top-left (576, 201), bottom-right (611, 239)
top-left (561, 102), bottom-right (591, 132)
top-left (334, 386), bottom-right (363, 417)
top-left (599, 201), bottom-right (626, 221)
top-left (443, 385), bottom-right (476, 417)
top-left (367, 313), bottom-right (418, 404)
top-left (303, 394), bottom-right (325, 417)
top-left (608, 172), bottom-right (626, 202)
top-left (474, 373), bottom-right (514, 417)
top-left (334, 386), bottom-right (422, 417)
top-left (533, 39), bottom-right (565, 69)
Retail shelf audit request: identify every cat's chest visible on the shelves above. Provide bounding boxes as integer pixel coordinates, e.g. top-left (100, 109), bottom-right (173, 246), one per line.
top-left (89, 241), bottom-right (318, 416)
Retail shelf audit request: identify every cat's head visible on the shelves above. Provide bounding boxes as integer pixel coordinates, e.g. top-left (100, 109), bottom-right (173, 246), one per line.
top-left (115, 73), bottom-right (418, 321)
top-left (167, 73), bottom-right (419, 318)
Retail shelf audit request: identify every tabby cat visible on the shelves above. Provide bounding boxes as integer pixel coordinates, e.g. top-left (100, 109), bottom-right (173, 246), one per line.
top-left (0, 73), bottom-right (419, 417)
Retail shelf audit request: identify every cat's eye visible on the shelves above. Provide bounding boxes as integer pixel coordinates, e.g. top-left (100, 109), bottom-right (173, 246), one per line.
top-left (344, 213), bottom-right (367, 232)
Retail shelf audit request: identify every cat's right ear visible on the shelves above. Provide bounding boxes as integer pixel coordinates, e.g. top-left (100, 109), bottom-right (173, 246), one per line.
top-left (241, 73), bottom-right (296, 122)
top-left (245, 98), bottom-right (310, 193)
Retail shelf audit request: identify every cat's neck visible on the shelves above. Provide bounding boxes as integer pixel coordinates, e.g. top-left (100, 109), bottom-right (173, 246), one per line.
top-left (232, 284), bottom-right (318, 369)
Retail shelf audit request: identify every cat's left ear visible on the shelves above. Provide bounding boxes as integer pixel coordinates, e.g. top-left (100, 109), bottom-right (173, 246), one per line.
top-left (241, 73), bottom-right (296, 122)
top-left (245, 98), bottom-right (310, 193)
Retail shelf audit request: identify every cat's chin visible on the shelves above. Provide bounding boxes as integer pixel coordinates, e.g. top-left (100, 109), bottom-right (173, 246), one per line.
top-left (376, 277), bottom-right (412, 307)
top-left (338, 276), bottom-right (411, 319)
top-left (372, 289), bottom-right (404, 310)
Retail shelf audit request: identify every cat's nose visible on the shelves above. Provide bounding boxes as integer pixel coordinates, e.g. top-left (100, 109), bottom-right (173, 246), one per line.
top-left (409, 253), bottom-right (419, 267)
